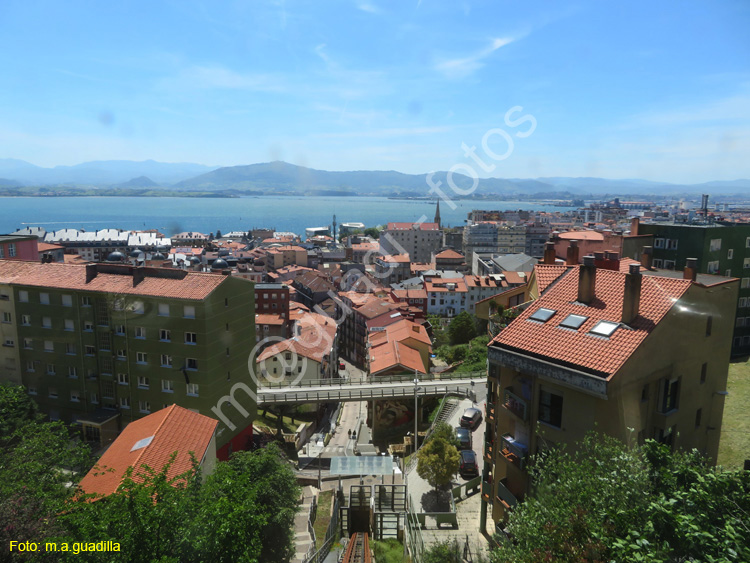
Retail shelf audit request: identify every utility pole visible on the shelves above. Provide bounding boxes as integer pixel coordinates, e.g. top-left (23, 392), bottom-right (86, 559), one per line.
top-left (413, 376), bottom-right (419, 454)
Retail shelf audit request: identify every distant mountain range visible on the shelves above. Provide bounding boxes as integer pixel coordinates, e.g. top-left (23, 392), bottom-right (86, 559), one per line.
top-left (1, 158), bottom-right (748, 198)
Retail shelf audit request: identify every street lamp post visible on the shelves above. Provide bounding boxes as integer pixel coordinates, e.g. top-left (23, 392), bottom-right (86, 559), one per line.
top-left (414, 377), bottom-right (419, 454)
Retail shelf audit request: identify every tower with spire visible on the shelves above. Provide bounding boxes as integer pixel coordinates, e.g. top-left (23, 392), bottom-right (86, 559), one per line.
top-left (332, 214), bottom-right (337, 240)
top-left (434, 200), bottom-right (441, 229)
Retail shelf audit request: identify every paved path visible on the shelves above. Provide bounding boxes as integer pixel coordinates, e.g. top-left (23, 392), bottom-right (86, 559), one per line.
top-left (292, 486), bottom-right (318, 563)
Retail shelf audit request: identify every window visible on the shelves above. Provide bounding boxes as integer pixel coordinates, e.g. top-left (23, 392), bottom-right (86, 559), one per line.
top-left (225, 298), bottom-right (229, 307)
top-left (186, 383), bottom-right (199, 396)
top-left (116, 349), bottom-right (127, 360)
top-left (137, 376), bottom-right (149, 388)
top-left (539, 389), bottom-right (563, 428)
top-left (44, 340), bottom-right (54, 352)
top-left (68, 366), bottom-right (77, 379)
top-left (8, 243), bottom-right (16, 257)
top-left (26, 360), bottom-right (35, 372)
top-left (654, 238), bottom-right (665, 249)
top-left (139, 401), bottom-right (151, 414)
top-left (42, 317), bottom-right (52, 328)
top-left (46, 363), bottom-right (56, 375)
top-left (186, 358), bottom-right (198, 371)
top-left (726, 269), bottom-right (732, 277)
top-left (709, 239), bottom-right (722, 252)
top-left (183, 305), bottom-right (195, 319)
top-left (62, 294), bottom-right (72, 307)
top-left (19, 290), bottom-right (28, 302)
top-left (652, 258), bottom-right (663, 268)
top-left (728, 249), bottom-right (734, 259)
top-left (28, 386), bottom-right (37, 396)
top-left (559, 314), bottom-right (588, 330)
top-left (667, 239), bottom-right (678, 250)
top-left (664, 259), bottom-right (676, 270)
top-left (736, 317), bottom-right (746, 328)
top-left (40, 293), bottom-right (50, 305)
top-left (64, 319), bottom-right (74, 331)
top-left (1, 312), bottom-right (10, 323)
top-left (746, 236), bottom-right (750, 248)
top-left (101, 381), bottom-right (115, 399)
top-left (590, 320), bottom-right (620, 338)
top-left (132, 301), bottom-right (144, 314)
top-left (743, 278), bottom-right (750, 289)
top-left (84, 321), bottom-right (94, 332)
top-left (21, 314), bottom-right (30, 326)
top-left (85, 345), bottom-right (95, 356)
top-left (695, 408), bottom-right (702, 428)
top-left (119, 397), bottom-right (130, 409)
top-left (118, 373), bottom-right (129, 385)
top-left (161, 354), bottom-right (173, 367)
top-left (705, 260), bottom-right (718, 274)
top-left (115, 324), bottom-right (125, 335)
top-left (160, 329), bottom-right (171, 342)
top-left (641, 384), bottom-right (649, 402)
top-left (744, 258), bottom-right (750, 269)
top-left (66, 343), bottom-right (76, 355)
top-left (135, 326), bottom-right (146, 339)
top-left (136, 352), bottom-right (147, 364)
top-left (23, 338), bottom-right (32, 349)
top-left (158, 303), bottom-right (170, 317)
top-left (48, 387), bottom-right (58, 399)
top-left (529, 308), bottom-right (556, 323)
top-left (706, 315), bottom-right (713, 336)
top-left (185, 332), bottom-right (197, 345)
top-left (162, 379), bottom-right (174, 393)
top-left (656, 426), bottom-right (675, 447)
top-left (740, 297), bottom-right (748, 308)
top-left (81, 296), bottom-right (91, 306)
top-left (659, 378), bottom-right (680, 413)
top-left (3, 338), bottom-right (13, 347)
top-left (90, 392), bottom-right (99, 404)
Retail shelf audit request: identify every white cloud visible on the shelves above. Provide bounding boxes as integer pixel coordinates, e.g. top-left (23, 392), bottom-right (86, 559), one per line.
top-left (357, 3), bottom-right (381, 14)
top-left (434, 37), bottom-right (516, 79)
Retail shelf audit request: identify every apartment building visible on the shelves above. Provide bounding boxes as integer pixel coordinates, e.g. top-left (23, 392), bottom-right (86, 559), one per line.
top-left (425, 277), bottom-right (467, 317)
top-left (497, 225), bottom-right (527, 255)
top-left (263, 245), bottom-right (309, 271)
top-left (480, 258), bottom-right (737, 533)
top-left (379, 222), bottom-right (442, 264)
top-left (463, 221), bottom-right (500, 261)
top-left (0, 234), bottom-right (39, 261)
top-left (0, 260), bottom-right (256, 460)
top-left (0, 279), bottom-right (21, 383)
top-left (637, 221), bottom-right (750, 355)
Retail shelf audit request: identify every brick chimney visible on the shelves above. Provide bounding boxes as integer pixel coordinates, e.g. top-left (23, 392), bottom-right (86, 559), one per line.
top-left (604, 250), bottom-right (620, 271)
top-left (85, 264), bottom-right (98, 283)
top-left (684, 258), bottom-right (698, 281)
top-left (621, 263), bottom-right (642, 325)
top-left (630, 217), bottom-right (640, 236)
top-left (566, 240), bottom-right (579, 265)
top-left (641, 246), bottom-right (653, 270)
top-left (543, 242), bottom-right (556, 265)
top-left (578, 255), bottom-right (596, 304)
top-left (132, 267), bottom-right (146, 287)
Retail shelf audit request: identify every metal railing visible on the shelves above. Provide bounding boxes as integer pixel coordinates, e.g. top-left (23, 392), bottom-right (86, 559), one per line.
top-left (302, 494), bottom-right (341, 563)
top-left (258, 384), bottom-right (478, 405)
top-left (260, 370), bottom-right (487, 389)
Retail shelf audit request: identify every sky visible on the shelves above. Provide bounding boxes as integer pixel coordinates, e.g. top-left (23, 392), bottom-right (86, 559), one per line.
top-left (1, 0), bottom-right (749, 183)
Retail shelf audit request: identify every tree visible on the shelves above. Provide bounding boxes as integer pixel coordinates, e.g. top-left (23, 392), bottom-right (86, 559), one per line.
top-left (215, 229), bottom-right (222, 239)
top-left (491, 433), bottom-right (750, 563)
top-left (424, 539), bottom-right (489, 563)
top-left (364, 227), bottom-right (380, 239)
top-left (448, 311), bottom-right (477, 345)
top-left (0, 381), bottom-right (40, 436)
top-left (417, 422), bottom-right (460, 495)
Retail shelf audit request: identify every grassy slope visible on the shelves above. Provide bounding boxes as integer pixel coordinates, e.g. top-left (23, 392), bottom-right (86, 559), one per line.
top-left (717, 356), bottom-right (750, 469)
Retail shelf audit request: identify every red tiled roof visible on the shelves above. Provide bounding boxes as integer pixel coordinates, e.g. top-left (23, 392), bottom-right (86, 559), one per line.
top-left (502, 271), bottom-right (528, 285)
top-left (435, 249), bottom-right (464, 259)
top-left (386, 222), bottom-right (440, 231)
top-left (558, 230), bottom-right (604, 241)
top-left (492, 267), bottom-right (692, 376)
top-left (38, 242), bottom-right (64, 252)
top-left (424, 278), bottom-right (467, 293)
top-left (380, 254), bottom-right (411, 264)
top-left (257, 311), bottom-right (336, 363)
top-left (0, 261), bottom-right (229, 300)
top-left (534, 264), bottom-right (569, 294)
top-left (255, 313), bottom-right (285, 325)
top-left (78, 405), bottom-right (217, 497)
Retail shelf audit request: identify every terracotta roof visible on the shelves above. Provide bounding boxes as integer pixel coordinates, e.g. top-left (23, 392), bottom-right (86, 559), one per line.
top-left (78, 405), bottom-right (217, 497)
top-left (424, 278), bottom-right (467, 293)
top-left (0, 261), bottom-right (231, 300)
top-left (370, 318), bottom-right (431, 347)
top-left (379, 254), bottom-right (411, 264)
top-left (38, 242), bottom-right (64, 252)
top-left (558, 230), bottom-right (604, 241)
top-left (386, 222), bottom-right (440, 231)
top-left (502, 271), bottom-right (528, 285)
top-left (391, 288), bottom-right (428, 300)
top-left (534, 264), bottom-right (569, 294)
top-left (352, 242), bottom-right (379, 251)
top-left (257, 311), bottom-right (336, 364)
top-left (492, 267), bottom-right (692, 376)
top-left (255, 313), bottom-right (286, 325)
top-left (435, 249), bottom-right (464, 259)
top-left (410, 262), bottom-right (435, 273)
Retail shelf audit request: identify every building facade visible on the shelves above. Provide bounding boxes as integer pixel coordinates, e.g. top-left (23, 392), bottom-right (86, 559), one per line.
top-left (380, 222), bottom-right (442, 264)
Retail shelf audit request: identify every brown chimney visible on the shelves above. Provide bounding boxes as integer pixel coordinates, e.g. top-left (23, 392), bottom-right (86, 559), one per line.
top-left (621, 263), bottom-right (642, 325)
top-left (543, 242), bottom-right (556, 265)
top-left (132, 267), bottom-right (146, 287)
top-left (566, 240), bottom-right (579, 265)
top-left (630, 217), bottom-right (640, 236)
top-left (578, 255), bottom-right (596, 304)
top-left (85, 264), bottom-right (98, 283)
top-left (684, 258), bottom-right (698, 281)
top-left (641, 246), bottom-right (653, 270)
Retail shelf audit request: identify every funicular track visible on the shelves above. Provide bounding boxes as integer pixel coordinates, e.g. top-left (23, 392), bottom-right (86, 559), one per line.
top-left (342, 532), bottom-right (371, 563)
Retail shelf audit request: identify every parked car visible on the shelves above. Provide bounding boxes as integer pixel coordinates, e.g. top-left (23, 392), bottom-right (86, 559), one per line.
top-left (459, 450), bottom-right (479, 479)
top-left (459, 407), bottom-right (483, 431)
top-left (455, 427), bottom-right (472, 450)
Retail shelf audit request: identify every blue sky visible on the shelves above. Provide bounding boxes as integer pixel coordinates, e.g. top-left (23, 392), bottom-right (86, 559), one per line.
top-left (1, 0), bottom-right (748, 183)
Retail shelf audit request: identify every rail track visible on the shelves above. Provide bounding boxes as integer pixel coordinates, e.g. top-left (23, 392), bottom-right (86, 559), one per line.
top-left (341, 532), bottom-right (371, 563)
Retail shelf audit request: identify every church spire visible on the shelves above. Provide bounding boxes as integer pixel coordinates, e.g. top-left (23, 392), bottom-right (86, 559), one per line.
top-left (434, 199), bottom-right (441, 228)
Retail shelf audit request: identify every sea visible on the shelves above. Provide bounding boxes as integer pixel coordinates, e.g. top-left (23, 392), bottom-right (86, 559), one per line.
top-left (0, 196), bottom-right (576, 236)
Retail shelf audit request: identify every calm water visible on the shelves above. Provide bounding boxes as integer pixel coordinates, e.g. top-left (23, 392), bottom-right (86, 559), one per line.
top-left (0, 196), bottom-right (575, 236)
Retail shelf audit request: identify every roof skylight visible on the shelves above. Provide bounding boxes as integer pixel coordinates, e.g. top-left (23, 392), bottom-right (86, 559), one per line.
top-left (559, 314), bottom-right (588, 330)
top-left (589, 320), bottom-right (620, 337)
top-left (130, 435), bottom-right (154, 452)
top-left (529, 308), bottom-right (556, 323)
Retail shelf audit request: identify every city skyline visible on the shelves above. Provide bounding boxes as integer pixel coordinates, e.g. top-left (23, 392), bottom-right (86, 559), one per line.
top-left (1, 1), bottom-right (749, 183)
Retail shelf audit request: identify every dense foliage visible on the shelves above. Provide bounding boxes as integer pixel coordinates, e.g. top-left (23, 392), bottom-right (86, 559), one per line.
top-left (435, 335), bottom-right (489, 372)
top-left (0, 385), bottom-right (300, 563)
top-left (417, 422), bottom-right (460, 494)
top-left (492, 433), bottom-right (750, 563)
top-left (447, 311), bottom-right (478, 345)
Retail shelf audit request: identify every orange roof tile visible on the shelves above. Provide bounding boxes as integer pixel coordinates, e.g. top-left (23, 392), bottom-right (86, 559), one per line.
top-left (255, 313), bottom-right (286, 325)
top-left (386, 222), bottom-right (439, 231)
top-left (78, 405), bottom-right (217, 497)
top-left (38, 242), bottom-right (64, 252)
top-left (435, 249), bottom-right (464, 259)
top-left (534, 264), bottom-right (569, 294)
top-left (492, 267), bottom-right (692, 376)
top-left (0, 260), bottom-right (229, 301)
top-left (257, 311), bottom-right (337, 363)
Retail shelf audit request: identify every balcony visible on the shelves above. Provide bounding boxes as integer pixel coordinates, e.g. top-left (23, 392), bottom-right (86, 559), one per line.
top-left (495, 478), bottom-right (518, 509)
top-left (481, 480), bottom-right (492, 503)
top-left (502, 388), bottom-right (528, 422)
top-left (484, 440), bottom-right (494, 463)
top-left (500, 433), bottom-right (528, 471)
top-left (486, 402), bottom-right (496, 422)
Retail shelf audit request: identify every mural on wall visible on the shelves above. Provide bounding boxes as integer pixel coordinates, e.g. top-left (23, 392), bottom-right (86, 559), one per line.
top-left (374, 399), bottom-right (413, 430)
